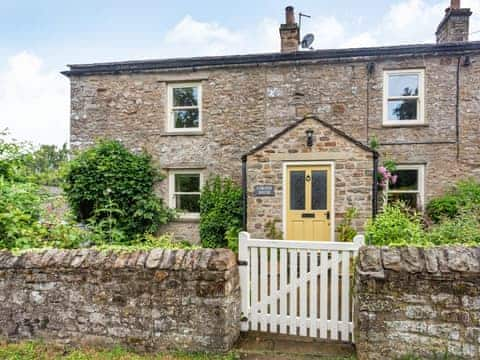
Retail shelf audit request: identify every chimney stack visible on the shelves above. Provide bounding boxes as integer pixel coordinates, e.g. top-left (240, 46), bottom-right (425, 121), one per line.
top-left (280, 6), bottom-right (299, 53)
top-left (436, 0), bottom-right (472, 43)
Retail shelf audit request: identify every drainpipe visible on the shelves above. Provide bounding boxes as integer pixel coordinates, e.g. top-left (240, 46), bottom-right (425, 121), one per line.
top-left (456, 56), bottom-right (461, 160)
top-left (372, 152), bottom-right (379, 219)
top-left (241, 155), bottom-right (247, 231)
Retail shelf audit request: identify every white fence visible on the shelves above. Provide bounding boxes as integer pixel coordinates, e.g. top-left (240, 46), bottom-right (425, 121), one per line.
top-left (238, 232), bottom-right (365, 343)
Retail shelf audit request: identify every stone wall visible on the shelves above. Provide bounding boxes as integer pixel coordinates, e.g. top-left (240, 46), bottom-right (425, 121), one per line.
top-left (246, 116), bottom-right (374, 239)
top-left (69, 52), bottom-right (480, 240)
top-left (0, 248), bottom-right (240, 352)
top-left (355, 246), bottom-right (480, 359)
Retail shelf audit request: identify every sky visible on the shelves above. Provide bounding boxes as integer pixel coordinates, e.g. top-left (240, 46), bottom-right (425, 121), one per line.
top-left (1, 0), bottom-right (480, 146)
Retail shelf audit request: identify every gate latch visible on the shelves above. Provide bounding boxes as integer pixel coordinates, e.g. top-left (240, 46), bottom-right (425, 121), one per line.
top-left (237, 260), bottom-right (248, 266)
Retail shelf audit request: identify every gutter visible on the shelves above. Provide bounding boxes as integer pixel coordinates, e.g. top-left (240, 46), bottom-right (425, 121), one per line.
top-left (61, 41), bottom-right (480, 77)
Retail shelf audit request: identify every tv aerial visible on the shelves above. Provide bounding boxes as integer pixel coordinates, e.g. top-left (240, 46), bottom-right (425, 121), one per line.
top-left (299, 12), bottom-right (314, 50)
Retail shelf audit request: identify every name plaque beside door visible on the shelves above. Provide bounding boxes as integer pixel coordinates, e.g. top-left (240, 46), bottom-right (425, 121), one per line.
top-left (254, 185), bottom-right (275, 197)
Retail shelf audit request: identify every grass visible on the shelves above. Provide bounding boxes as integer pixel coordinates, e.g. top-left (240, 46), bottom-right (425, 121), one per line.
top-left (0, 342), bottom-right (238, 360)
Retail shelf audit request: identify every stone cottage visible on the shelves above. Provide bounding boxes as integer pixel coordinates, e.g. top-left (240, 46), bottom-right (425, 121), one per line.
top-left (63, 1), bottom-right (480, 243)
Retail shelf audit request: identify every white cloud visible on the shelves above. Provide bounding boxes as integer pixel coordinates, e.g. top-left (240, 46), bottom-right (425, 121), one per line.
top-left (377, 0), bottom-right (480, 45)
top-left (0, 52), bottom-right (69, 146)
top-left (163, 15), bottom-right (278, 56)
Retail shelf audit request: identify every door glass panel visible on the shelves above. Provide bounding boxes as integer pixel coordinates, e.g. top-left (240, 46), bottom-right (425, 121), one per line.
top-left (290, 171), bottom-right (305, 210)
top-left (311, 170), bottom-right (327, 210)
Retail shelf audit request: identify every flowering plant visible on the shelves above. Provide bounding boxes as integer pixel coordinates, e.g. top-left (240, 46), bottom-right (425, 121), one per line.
top-left (378, 165), bottom-right (398, 189)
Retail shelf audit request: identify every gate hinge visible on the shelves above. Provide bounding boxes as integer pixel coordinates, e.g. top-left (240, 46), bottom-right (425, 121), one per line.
top-left (237, 260), bottom-right (248, 266)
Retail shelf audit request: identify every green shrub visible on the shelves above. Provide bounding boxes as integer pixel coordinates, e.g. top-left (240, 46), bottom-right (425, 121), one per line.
top-left (225, 225), bottom-right (242, 253)
top-left (365, 203), bottom-right (426, 246)
top-left (0, 179), bottom-right (44, 249)
top-left (16, 144), bottom-right (69, 186)
top-left (199, 176), bottom-right (242, 248)
top-left (426, 195), bottom-right (459, 223)
top-left (426, 209), bottom-right (480, 246)
top-left (63, 140), bottom-right (175, 240)
top-left (336, 207), bottom-right (358, 242)
top-left (427, 179), bottom-right (480, 222)
top-left (265, 219), bottom-right (283, 240)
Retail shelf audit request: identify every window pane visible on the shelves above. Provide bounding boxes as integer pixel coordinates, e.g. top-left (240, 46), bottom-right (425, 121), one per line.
top-left (290, 171), bottom-right (305, 210)
top-left (175, 194), bottom-right (200, 213)
top-left (388, 99), bottom-right (418, 121)
top-left (175, 174), bottom-right (200, 192)
top-left (174, 109), bottom-right (199, 128)
top-left (388, 193), bottom-right (418, 209)
top-left (173, 87), bottom-right (198, 107)
top-left (388, 74), bottom-right (419, 97)
top-left (311, 170), bottom-right (327, 210)
top-left (390, 169), bottom-right (418, 191)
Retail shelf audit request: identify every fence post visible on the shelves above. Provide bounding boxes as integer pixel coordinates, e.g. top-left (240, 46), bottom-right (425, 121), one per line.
top-left (238, 231), bottom-right (250, 332)
top-left (353, 234), bottom-right (365, 248)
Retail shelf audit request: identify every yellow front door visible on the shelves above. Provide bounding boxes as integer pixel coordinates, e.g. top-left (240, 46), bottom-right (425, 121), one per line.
top-left (286, 165), bottom-right (332, 241)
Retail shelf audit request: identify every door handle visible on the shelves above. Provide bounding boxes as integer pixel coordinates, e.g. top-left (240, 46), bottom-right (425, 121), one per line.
top-left (326, 211), bottom-right (330, 220)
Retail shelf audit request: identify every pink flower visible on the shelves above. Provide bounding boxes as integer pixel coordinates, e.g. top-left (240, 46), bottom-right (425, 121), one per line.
top-left (391, 174), bottom-right (398, 185)
top-left (378, 166), bottom-right (387, 175)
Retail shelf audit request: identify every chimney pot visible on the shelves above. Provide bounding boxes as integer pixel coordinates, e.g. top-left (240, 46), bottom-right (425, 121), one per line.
top-left (285, 6), bottom-right (295, 25)
top-left (451, 0), bottom-right (460, 9)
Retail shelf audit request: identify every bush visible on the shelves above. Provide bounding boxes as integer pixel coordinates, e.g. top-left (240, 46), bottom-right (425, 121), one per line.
top-left (426, 209), bottom-right (480, 246)
top-left (16, 144), bottom-right (69, 186)
top-left (63, 140), bottom-right (174, 241)
top-left (365, 203), bottom-right (426, 246)
top-left (336, 207), bottom-right (358, 242)
top-left (199, 176), bottom-right (242, 248)
top-left (427, 179), bottom-right (480, 223)
top-left (0, 179), bottom-right (44, 249)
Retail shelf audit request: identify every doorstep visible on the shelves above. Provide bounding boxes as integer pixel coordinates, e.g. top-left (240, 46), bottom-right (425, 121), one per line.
top-left (235, 331), bottom-right (356, 359)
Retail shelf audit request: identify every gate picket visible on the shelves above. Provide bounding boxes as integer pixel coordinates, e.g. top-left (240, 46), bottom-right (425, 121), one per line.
top-left (279, 249), bottom-right (288, 334)
top-left (239, 232), bottom-right (364, 344)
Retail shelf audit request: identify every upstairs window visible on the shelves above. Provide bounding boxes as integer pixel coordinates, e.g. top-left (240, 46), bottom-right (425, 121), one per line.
top-left (167, 83), bottom-right (202, 132)
top-left (383, 69), bottom-right (424, 125)
top-left (387, 165), bottom-right (425, 211)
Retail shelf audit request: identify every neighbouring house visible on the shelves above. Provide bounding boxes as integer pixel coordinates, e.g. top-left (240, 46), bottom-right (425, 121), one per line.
top-left (62, 1), bottom-right (480, 243)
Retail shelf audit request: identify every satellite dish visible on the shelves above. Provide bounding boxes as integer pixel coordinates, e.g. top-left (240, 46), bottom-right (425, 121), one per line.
top-left (301, 33), bottom-right (315, 49)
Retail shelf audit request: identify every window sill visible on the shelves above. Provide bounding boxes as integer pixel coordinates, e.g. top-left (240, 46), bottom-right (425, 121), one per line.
top-left (162, 130), bottom-right (204, 136)
top-left (382, 122), bottom-right (428, 128)
top-left (173, 214), bottom-right (200, 223)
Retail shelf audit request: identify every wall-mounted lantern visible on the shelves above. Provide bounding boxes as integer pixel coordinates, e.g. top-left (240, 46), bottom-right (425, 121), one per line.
top-left (306, 129), bottom-right (314, 147)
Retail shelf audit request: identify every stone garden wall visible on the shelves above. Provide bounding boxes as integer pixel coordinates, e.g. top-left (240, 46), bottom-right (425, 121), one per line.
top-left (355, 246), bottom-right (480, 359)
top-left (0, 248), bottom-right (240, 352)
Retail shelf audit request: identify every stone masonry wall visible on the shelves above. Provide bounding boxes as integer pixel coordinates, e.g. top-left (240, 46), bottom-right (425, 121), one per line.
top-left (246, 116), bottom-right (374, 239)
top-left (355, 246), bottom-right (480, 359)
top-left (0, 248), bottom-right (240, 352)
top-left (70, 52), bottom-right (480, 240)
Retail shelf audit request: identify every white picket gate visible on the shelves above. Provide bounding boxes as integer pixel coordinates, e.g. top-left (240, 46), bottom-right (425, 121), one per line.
top-left (238, 232), bottom-right (365, 343)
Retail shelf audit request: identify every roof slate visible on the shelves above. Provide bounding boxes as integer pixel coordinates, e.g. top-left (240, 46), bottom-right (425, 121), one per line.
top-left (62, 41), bottom-right (480, 77)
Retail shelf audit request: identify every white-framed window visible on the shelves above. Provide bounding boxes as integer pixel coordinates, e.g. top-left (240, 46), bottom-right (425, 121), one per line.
top-left (387, 164), bottom-right (425, 211)
top-left (383, 69), bottom-right (425, 126)
top-left (167, 83), bottom-right (202, 132)
top-left (168, 170), bottom-right (203, 218)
